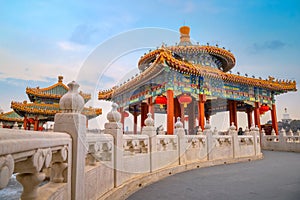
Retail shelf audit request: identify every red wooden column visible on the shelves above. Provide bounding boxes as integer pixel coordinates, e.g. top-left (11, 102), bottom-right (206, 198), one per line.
top-left (148, 97), bottom-right (154, 120)
top-left (23, 116), bottom-right (27, 130)
top-left (174, 97), bottom-right (181, 120)
top-left (229, 100), bottom-right (238, 128)
top-left (86, 118), bottom-right (89, 128)
top-left (34, 117), bottom-right (39, 131)
top-left (167, 90), bottom-right (174, 135)
top-left (140, 102), bottom-right (148, 130)
top-left (254, 102), bottom-right (261, 130)
top-left (133, 105), bottom-right (138, 135)
top-left (198, 94), bottom-right (206, 130)
top-left (180, 104), bottom-right (185, 126)
top-left (271, 104), bottom-right (279, 135)
top-left (246, 108), bottom-right (253, 128)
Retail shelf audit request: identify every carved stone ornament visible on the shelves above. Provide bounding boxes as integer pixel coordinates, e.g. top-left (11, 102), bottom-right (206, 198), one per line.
top-left (175, 117), bottom-right (183, 129)
top-left (59, 81), bottom-right (84, 113)
top-left (107, 103), bottom-right (121, 122)
top-left (144, 113), bottom-right (154, 127)
top-left (0, 154), bottom-right (14, 189)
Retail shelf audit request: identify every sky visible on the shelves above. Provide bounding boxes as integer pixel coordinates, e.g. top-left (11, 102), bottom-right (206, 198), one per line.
top-left (0, 0), bottom-right (300, 130)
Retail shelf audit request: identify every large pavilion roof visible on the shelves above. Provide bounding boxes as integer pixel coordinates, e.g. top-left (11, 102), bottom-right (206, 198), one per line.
top-left (26, 76), bottom-right (91, 103)
top-left (99, 48), bottom-right (296, 101)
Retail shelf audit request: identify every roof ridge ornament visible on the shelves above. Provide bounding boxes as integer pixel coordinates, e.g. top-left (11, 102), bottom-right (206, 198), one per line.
top-left (58, 75), bottom-right (63, 83)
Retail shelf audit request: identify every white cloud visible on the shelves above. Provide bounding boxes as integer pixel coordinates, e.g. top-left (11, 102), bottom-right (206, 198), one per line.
top-left (57, 41), bottom-right (86, 51)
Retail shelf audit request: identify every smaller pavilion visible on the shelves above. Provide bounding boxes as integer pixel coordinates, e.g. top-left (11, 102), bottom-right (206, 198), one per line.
top-left (11, 76), bottom-right (102, 131)
top-left (0, 111), bottom-right (23, 128)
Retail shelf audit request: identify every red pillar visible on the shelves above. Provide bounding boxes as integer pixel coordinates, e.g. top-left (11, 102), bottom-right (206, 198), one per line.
top-left (23, 116), bottom-right (27, 130)
top-left (246, 108), bottom-right (253, 128)
top-left (141, 102), bottom-right (148, 130)
top-left (198, 94), bottom-right (206, 130)
top-left (271, 104), bottom-right (279, 135)
top-left (180, 104), bottom-right (185, 127)
top-left (229, 100), bottom-right (238, 128)
top-left (148, 97), bottom-right (154, 120)
top-left (86, 118), bottom-right (89, 128)
top-left (254, 102), bottom-right (261, 130)
top-left (174, 97), bottom-right (181, 119)
top-left (167, 90), bottom-right (174, 135)
top-left (34, 117), bottom-right (39, 131)
top-left (133, 105), bottom-right (138, 135)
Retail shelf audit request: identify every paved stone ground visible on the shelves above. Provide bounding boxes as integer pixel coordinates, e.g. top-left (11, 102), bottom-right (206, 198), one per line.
top-left (128, 151), bottom-right (300, 200)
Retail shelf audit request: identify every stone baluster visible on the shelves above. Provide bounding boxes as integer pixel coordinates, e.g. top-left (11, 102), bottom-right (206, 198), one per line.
top-left (0, 154), bottom-right (14, 189)
top-left (279, 128), bottom-right (287, 149)
top-left (104, 103), bottom-right (123, 187)
top-left (51, 146), bottom-right (69, 183)
top-left (0, 122), bottom-right (3, 128)
top-left (174, 117), bottom-right (185, 165)
top-left (229, 122), bottom-right (239, 158)
top-left (204, 121), bottom-right (213, 160)
top-left (254, 125), bottom-right (261, 155)
top-left (54, 80), bottom-right (87, 200)
top-left (14, 148), bottom-right (52, 200)
top-left (142, 113), bottom-right (156, 172)
top-left (196, 126), bottom-right (203, 135)
top-left (13, 122), bottom-right (19, 129)
top-left (244, 126), bottom-right (250, 135)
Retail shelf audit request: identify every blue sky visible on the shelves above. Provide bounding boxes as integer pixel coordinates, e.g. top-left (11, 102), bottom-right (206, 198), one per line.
top-left (0, 0), bottom-right (300, 129)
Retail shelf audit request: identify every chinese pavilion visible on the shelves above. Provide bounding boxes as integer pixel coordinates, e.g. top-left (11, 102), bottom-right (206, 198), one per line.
top-left (98, 26), bottom-right (296, 135)
top-left (0, 111), bottom-right (23, 128)
top-left (11, 76), bottom-right (102, 131)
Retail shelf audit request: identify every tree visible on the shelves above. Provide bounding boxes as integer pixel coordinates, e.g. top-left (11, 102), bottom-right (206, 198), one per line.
top-left (289, 120), bottom-right (300, 132)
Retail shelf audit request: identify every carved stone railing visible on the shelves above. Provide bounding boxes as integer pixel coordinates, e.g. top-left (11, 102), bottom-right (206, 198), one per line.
top-left (0, 100), bottom-right (264, 200)
top-left (0, 128), bottom-right (71, 200)
top-left (262, 129), bottom-right (300, 152)
top-left (123, 135), bottom-right (149, 156)
top-left (86, 133), bottom-right (114, 165)
top-left (85, 132), bottom-right (114, 199)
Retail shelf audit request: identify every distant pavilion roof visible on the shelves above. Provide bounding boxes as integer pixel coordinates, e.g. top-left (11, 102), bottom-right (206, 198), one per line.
top-left (0, 110), bottom-right (23, 123)
top-left (26, 76), bottom-right (91, 103)
top-left (11, 101), bottom-right (102, 120)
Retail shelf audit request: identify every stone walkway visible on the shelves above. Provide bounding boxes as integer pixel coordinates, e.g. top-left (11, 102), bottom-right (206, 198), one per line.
top-left (128, 151), bottom-right (300, 200)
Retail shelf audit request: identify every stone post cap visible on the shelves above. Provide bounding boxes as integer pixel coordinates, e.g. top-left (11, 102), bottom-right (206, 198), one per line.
top-left (13, 122), bottom-right (19, 129)
top-left (175, 117), bottom-right (183, 129)
top-left (107, 103), bottom-right (121, 122)
top-left (245, 126), bottom-right (249, 134)
top-left (261, 129), bottom-right (266, 136)
top-left (254, 125), bottom-right (259, 131)
top-left (271, 129), bottom-right (276, 136)
top-left (144, 113), bottom-right (154, 126)
top-left (229, 122), bottom-right (236, 130)
top-left (250, 124), bottom-right (255, 131)
top-left (59, 81), bottom-right (84, 113)
top-left (204, 120), bottom-right (211, 130)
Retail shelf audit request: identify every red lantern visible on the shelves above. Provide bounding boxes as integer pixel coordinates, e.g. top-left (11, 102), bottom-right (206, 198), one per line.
top-left (259, 104), bottom-right (269, 115)
top-left (155, 96), bottom-right (167, 108)
top-left (178, 94), bottom-right (192, 108)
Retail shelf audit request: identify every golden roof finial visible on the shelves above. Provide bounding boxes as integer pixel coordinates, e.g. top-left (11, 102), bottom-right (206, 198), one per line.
top-left (179, 25), bottom-right (192, 45)
top-left (58, 75), bottom-right (63, 83)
